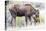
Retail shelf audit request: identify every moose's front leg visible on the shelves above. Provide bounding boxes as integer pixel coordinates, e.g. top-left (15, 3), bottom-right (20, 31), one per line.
top-left (25, 13), bottom-right (28, 26)
top-left (28, 16), bottom-right (32, 25)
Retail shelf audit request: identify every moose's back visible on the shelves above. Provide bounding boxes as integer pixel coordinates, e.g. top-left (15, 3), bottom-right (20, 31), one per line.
top-left (9, 4), bottom-right (33, 17)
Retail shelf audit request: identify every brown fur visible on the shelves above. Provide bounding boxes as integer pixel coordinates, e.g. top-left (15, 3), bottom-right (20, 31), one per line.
top-left (9, 4), bottom-right (39, 26)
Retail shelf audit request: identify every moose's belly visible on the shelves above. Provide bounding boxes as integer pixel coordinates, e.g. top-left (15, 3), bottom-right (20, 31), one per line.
top-left (17, 13), bottom-right (25, 16)
top-left (17, 11), bottom-right (25, 16)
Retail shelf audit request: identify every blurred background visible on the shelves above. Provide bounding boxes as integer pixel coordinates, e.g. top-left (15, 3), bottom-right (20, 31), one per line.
top-left (5, 1), bottom-right (45, 31)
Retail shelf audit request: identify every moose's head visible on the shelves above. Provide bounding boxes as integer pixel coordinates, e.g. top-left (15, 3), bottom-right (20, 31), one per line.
top-left (32, 8), bottom-right (39, 18)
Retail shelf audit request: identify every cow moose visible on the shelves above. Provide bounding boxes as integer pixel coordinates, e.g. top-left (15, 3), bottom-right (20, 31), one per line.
top-left (9, 4), bottom-right (39, 26)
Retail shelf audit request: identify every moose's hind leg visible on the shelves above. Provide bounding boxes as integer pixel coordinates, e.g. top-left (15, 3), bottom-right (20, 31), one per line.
top-left (10, 10), bottom-right (16, 27)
